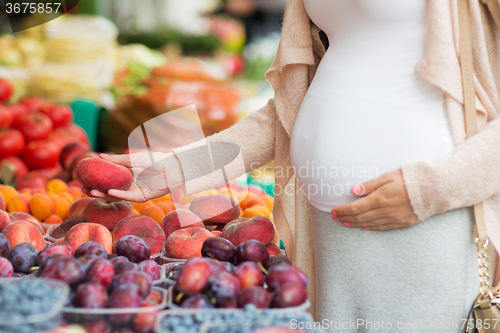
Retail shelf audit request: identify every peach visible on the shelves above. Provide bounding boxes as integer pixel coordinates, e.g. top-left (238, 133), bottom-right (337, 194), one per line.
top-left (69, 151), bottom-right (99, 179)
top-left (221, 216), bottom-right (275, 246)
top-left (67, 179), bottom-right (83, 189)
top-left (50, 217), bottom-right (85, 239)
top-left (7, 194), bottom-right (30, 214)
top-left (164, 227), bottom-right (213, 259)
top-left (155, 201), bottom-right (174, 215)
top-left (8, 212), bottom-right (44, 234)
top-left (52, 196), bottom-right (70, 220)
top-left (75, 158), bottom-right (133, 193)
top-left (259, 195), bottom-right (274, 211)
top-left (160, 209), bottom-right (205, 239)
top-left (83, 198), bottom-right (134, 230)
top-left (0, 211), bottom-right (9, 232)
top-left (68, 197), bottom-right (93, 219)
top-left (131, 201), bottom-right (154, 214)
top-left (245, 197), bottom-right (268, 209)
top-left (59, 142), bottom-right (90, 170)
top-left (143, 205), bottom-right (164, 224)
top-left (44, 214), bottom-right (63, 225)
top-left (2, 221), bottom-right (45, 252)
top-left (15, 177), bottom-right (46, 192)
top-left (211, 230), bottom-right (222, 237)
top-left (58, 192), bottom-right (74, 204)
top-left (0, 185), bottom-right (17, 205)
top-left (243, 205), bottom-right (271, 219)
top-left (266, 242), bottom-right (281, 256)
top-left (67, 186), bottom-right (83, 200)
top-left (46, 179), bottom-right (68, 193)
top-left (0, 194), bottom-right (4, 211)
top-left (189, 194), bottom-right (241, 225)
top-left (111, 215), bottom-right (166, 255)
top-left (65, 223), bottom-right (113, 253)
top-left (54, 237), bottom-right (66, 244)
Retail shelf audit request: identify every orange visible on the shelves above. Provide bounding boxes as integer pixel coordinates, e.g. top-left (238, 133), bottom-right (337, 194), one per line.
top-left (7, 194), bottom-right (30, 214)
top-left (52, 196), bottom-right (70, 220)
top-left (58, 192), bottom-right (75, 204)
top-left (143, 205), bottom-right (165, 224)
top-left (131, 201), bottom-right (154, 214)
top-left (155, 201), bottom-right (174, 215)
top-left (30, 193), bottom-right (54, 221)
top-left (0, 185), bottom-right (18, 205)
top-left (259, 195), bottom-right (274, 211)
top-left (44, 214), bottom-right (63, 225)
top-left (46, 179), bottom-right (68, 193)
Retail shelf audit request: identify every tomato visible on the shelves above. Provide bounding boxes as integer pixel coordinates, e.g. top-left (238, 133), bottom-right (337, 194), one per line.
top-left (23, 140), bottom-right (60, 170)
top-left (0, 129), bottom-right (25, 157)
top-left (19, 96), bottom-right (51, 113)
top-left (59, 124), bottom-right (90, 146)
top-left (0, 156), bottom-right (29, 181)
top-left (17, 112), bottom-right (53, 142)
top-left (9, 103), bottom-right (29, 128)
top-left (47, 127), bottom-right (80, 149)
top-left (0, 79), bottom-right (13, 102)
top-left (0, 105), bottom-right (13, 129)
top-left (41, 104), bottom-right (73, 128)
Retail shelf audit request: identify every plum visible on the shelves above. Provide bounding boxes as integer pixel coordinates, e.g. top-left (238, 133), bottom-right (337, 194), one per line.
top-left (108, 285), bottom-right (142, 326)
top-left (77, 255), bottom-right (99, 274)
top-left (166, 264), bottom-right (183, 281)
top-left (206, 257), bottom-right (229, 275)
top-left (75, 241), bottom-right (107, 259)
top-left (172, 285), bottom-right (189, 305)
top-left (139, 260), bottom-right (160, 281)
top-left (235, 240), bottom-right (269, 266)
top-left (238, 286), bottom-right (272, 308)
top-left (205, 271), bottom-right (241, 308)
top-left (110, 255), bottom-right (129, 265)
top-left (265, 254), bottom-right (291, 270)
top-left (111, 271), bottom-right (152, 297)
top-left (0, 233), bottom-right (10, 258)
top-left (86, 259), bottom-right (115, 288)
top-left (75, 282), bottom-right (108, 308)
top-left (265, 264), bottom-right (308, 291)
top-left (116, 235), bottom-right (151, 263)
top-left (82, 320), bottom-right (112, 333)
top-left (234, 262), bottom-right (264, 289)
top-left (37, 244), bottom-right (74, 265)
top-left (176, 257), bottom-right (212, 294)
top-left (39, 253), bottom-right (67, 270)
top-left (181, 294), bottom-right (214, 308)
top-left (8, 243), bottom-right (37, 273)
top-left (42, 257), bottom-right (83, 287)
top-left (114, 261), bottom-right (139, 275)
top-left (271, 283), bottom-right (307, 308)
top-left (0, 257), bottom-right (13, 277)
top-left (201, 237), bottom-right (235, 262)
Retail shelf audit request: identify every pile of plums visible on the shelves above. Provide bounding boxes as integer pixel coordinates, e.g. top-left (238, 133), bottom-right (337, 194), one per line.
top-left (168, 237), bottom-right (308, 309)
top-left (1, 234), bottom-right (164, 333)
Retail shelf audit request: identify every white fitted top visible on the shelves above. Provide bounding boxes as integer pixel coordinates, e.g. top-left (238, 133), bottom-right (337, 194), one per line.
top-left (290, 0), bottom-right (455, 212)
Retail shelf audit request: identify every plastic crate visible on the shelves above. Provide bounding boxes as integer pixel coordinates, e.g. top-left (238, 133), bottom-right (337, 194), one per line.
top-left (153, 263), bottom-right (181, 289)
top-left (0, 278), bottom-right (70, 333)
top-left (62, 286), bottom-right (167, 325)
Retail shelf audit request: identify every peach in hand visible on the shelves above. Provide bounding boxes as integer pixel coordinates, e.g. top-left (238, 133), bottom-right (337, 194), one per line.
top-left (189, 194), bottom-right (241, 225)
top-left (75, 158), bottom-right (133, 193)
top-left (165, 227), bottom-right (213, 259)
top-left (83, 198), bottom-right (134, 230)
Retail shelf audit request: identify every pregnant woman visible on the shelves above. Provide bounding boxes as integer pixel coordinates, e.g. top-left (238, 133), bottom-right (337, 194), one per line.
top-left (86, 0), bottom-right (500, 331)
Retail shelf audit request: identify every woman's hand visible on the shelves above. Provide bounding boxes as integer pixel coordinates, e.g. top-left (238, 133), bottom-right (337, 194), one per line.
top-left (82, 152), bottom-right (184, 203)
top-left (331, 169), bottom-right (419, 231)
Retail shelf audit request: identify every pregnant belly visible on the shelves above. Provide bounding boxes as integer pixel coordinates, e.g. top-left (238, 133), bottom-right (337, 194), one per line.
top-left (290, 70), bottom-right (455, 212)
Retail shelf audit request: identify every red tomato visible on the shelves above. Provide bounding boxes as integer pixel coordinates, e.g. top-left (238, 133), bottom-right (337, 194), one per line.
top-left (0, 79), bottom-right (13, 102)
top-left (47, 127), bottom-right (79, 149)
top-left (0, 105), bottom-right (13, 129)
top-left (41, 104), bottom-right (73, 128)
top-left (9, 103), bottom-right (29, 128)
top-left (19, 96), bottom-right (51, 113)
top-left (0, 129), bottom-right (25, 157)
top-left (59, 124), bottom-right (90, 146)
top-left (17, 112), bottom-right (53, 142)
top-left (23, 140), bottom-right (60, 170)
top-left (0, 156), bottom-right (29, 181)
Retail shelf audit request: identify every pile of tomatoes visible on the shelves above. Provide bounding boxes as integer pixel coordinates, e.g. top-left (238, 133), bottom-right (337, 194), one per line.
top-left (0, 78), bottom-right (90, 183)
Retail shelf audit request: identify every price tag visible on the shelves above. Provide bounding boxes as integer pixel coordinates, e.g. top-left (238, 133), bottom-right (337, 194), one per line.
top-left (0, 160), bottom-right (16, 185)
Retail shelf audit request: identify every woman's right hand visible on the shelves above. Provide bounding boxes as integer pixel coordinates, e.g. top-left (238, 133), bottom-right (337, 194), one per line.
top-left (81, 151), bottom-right (184, 203)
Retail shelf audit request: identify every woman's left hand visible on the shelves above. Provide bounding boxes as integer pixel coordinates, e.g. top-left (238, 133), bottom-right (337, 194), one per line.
top-left (331, 169), bottom-right (419, 231)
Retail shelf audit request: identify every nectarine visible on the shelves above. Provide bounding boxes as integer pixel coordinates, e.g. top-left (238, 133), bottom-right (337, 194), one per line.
top-left (75, 158), bottom-right (133, 193)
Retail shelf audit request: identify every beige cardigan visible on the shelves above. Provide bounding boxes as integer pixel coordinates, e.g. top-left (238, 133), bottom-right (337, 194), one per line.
top-left (172, 0), bottom-right (500, 317)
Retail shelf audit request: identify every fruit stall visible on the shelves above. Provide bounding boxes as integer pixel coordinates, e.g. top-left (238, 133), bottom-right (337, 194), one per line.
top-left (0, 4), bottom-right (321, 333)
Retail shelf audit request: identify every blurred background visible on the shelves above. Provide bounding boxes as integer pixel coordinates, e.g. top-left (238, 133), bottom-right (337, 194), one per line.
top-left (0, 0), bottom-right (285, 193)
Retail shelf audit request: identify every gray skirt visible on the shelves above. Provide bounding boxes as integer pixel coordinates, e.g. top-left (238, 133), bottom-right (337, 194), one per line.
top-left (310, 205), bottom-right (498, 333)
